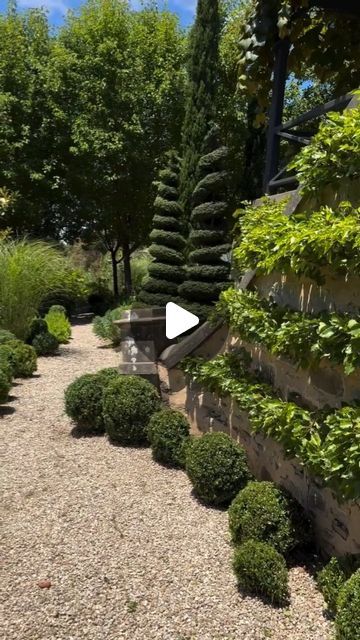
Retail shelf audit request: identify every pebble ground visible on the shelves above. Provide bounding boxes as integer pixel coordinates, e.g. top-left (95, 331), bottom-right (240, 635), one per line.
top-left (0, 318), bottom-right (334, 640)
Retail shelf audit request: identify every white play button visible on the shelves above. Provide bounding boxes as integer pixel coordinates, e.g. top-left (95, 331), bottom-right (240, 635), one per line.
top-left (166, 302), bottom-right (199, 339)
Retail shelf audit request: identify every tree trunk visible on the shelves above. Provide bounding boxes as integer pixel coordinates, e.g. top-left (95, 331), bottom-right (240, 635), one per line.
top-left (122, 240), bottom-right (132, 298)
top-left (110, 249), bottom-right (119, 299)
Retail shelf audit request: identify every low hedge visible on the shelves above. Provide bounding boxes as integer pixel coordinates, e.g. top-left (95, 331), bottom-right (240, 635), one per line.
top-left (0, 340), bottom-right (37, 378)
top-left (185, 432), bottom-right (250, 506)
top-left (0, 329), bottom-right (16, 345)
top-left (148, 409), bottom-right (190, 468)
top-left (27, 317), bottom-right (48, 343)
top-left (0, 368), bottom-right (11, 403)
top-left (335, 570), bottom-right (360, 640)
top-left (65, 368), bottom-right (120, 434)
top-left (229, 481), bottom-right (310, 555)
top-left (317, 556), bottom-right (360, 615)
top-left (49, 304), bottom-right (67, 316)
top-left (0, 354), bottom-right (13, 383)
top-left (32, 332), bottom-right (59, 356)
top-left (233, 540), bottom-right (289, 606)
top-left (103, 375), bottom-right (161, 446)
top-left (45, 309), bottom-right (71, 344)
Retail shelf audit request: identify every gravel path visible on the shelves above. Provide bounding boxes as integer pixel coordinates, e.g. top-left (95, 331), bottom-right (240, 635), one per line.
top-left (1, 319), bottom-right (333, 640)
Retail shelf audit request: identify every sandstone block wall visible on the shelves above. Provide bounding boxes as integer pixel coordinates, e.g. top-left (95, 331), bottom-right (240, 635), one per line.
top-left (158, 325), bottom-right (360, 558)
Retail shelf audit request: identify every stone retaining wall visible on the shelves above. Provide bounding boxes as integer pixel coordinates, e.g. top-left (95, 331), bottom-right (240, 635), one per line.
top-left (158, 326), bottom-right (360, 558)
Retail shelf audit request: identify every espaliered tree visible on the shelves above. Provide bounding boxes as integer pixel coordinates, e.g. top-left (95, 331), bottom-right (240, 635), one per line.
top-left (179, 125), bottom-right (231, 320)
top-left (139, 153), bottom-right (186, 307)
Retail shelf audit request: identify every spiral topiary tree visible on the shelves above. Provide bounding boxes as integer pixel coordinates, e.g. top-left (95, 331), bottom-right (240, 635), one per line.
top-left (179, 125), bottom-right (231, 320)
top-left (139, 152), bottom-right (186, 307)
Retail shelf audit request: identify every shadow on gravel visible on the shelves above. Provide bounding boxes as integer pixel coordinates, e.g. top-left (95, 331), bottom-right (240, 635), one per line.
top-left (189, 488), bottom-right (229, 512)
top-left (108, 438), bottom-right (149, 450)
top-left (0, 405), bottom-right (16, 417)
top-left (235, 585), bottom-right (290, 610)
top-left (70, 425), bottom-right (105, 439)
top-left (286, 547), bottom-right (322, 577)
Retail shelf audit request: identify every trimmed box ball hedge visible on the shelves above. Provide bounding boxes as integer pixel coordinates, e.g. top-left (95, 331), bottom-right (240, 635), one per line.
top-left (0, 329), bottom-right (16, 345)
top-left (0, 353), bottom-right (13, 383)
top-left (27, 316), bottom-right (48, 343)
top-left (103, 375), bottom-right (161, 446)
top-left (228, 481), bottom-right (310, 555)
top-left (0, 340), bottom-right (37, 378)
top-left (148, 409), bottom-right (190, 468)
top-left (185, 432), bottom-right (250, 506)
top-left (65, 368), bottom-right (120, 434)
top-left (32, 332), bottom-right (59, 356)
top-left (335, 570), bottom-right (360, 640)
top-left (0, 368), bottom-right (11, 403)
top-left (233, 540), bottom-right (289, 606)
top-left (317, 556), bottom-right (360, 615)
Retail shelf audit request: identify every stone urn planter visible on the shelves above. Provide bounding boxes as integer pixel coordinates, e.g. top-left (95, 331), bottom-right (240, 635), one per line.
top-left (113, 307), bottom-right (172, 388)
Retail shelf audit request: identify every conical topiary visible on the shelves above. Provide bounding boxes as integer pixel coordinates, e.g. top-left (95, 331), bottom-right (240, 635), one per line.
top-left (139, 153), bottom-right (186, 307)
top-left (179, 126), bottom-right (231, 320)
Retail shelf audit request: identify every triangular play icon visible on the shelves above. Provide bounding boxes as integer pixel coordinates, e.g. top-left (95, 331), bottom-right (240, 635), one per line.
top-left (166, 302), bottom-right (200, 339)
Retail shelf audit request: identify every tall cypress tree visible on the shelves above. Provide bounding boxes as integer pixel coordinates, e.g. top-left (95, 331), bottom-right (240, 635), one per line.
top-left (179, 125), bottom-right (231, 320)
top-left (139, 152), bottom-right (186, 307)
top-left (180, 0), bottom-right (220, 214)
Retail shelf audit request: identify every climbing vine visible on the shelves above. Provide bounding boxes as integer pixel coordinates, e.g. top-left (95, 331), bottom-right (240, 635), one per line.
top-left (233, 199), bottom-right (360, 282)
top-left (290, 100), bottom-right (360, 194)
top-left (237, 1), bottom-right (360, 125)
top-left (214, 288), bottom-right (360, 375)
top-left (181, 352), bottom-right (360, 501)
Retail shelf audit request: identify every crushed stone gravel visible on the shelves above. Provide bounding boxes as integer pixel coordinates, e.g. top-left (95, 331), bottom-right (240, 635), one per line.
top-left (0, 317), bottom-right (334, 640)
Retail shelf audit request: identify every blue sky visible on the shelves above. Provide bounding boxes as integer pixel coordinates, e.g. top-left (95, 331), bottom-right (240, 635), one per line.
top-left (0, 0), bottom-right (196, 27)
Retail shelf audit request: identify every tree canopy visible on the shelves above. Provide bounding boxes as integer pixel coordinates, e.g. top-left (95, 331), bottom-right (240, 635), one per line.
top-left (0, 0), bottom-right (186, 295)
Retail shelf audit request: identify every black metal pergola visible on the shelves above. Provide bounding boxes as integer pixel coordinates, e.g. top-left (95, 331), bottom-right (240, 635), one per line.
top-left (263, 0), bottom-right (360, 194)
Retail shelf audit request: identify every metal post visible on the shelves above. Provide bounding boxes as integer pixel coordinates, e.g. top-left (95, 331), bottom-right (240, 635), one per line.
top-left (263, 37), bottom-right (290, 194)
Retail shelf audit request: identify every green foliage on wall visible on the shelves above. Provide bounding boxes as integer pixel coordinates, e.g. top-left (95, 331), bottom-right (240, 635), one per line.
top-left (181, 352), bottom-right (360, 501)
top-left (233, 199), bottom-right (360, 282)
top-left (236, 1), bottom-right (360, 125)
top-left (215, 288), bottom-right (360, 375)
top-left (290, 101), bottom-right (360, 194)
